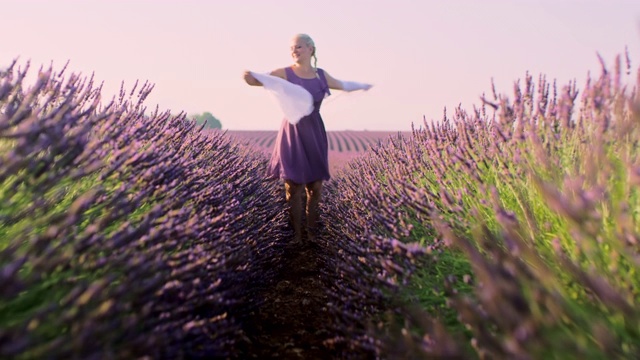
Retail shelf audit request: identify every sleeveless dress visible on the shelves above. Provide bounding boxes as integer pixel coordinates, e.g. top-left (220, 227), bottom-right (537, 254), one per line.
top-left (267, 67), bottom-right (331, 184)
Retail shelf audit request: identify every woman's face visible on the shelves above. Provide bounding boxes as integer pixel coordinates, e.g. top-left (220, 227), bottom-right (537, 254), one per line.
top-left (290, 37), bottom-right (313, 63)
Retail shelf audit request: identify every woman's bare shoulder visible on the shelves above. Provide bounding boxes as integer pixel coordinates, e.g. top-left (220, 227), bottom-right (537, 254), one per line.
top-left (269, 67), bottom-right (288, 80)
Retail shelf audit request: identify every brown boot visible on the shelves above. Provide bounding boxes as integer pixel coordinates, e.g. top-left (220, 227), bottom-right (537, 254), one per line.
top-left (285, 180), bottom-right (304, 244)
top-left (305, 180), bottom-right (323, 242)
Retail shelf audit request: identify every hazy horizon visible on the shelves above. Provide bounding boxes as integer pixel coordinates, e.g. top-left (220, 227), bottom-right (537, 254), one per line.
top-left (2, 0), bottom-right (639, 131)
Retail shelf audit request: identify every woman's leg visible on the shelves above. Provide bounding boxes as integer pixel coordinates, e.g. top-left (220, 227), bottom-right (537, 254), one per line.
top-left (285, 180), bottom-right (304, 243)
top-left (305, 180), bottom-right (323, 241)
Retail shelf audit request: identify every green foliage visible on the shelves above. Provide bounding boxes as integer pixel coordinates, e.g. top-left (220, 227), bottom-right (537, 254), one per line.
top-left (408, 66), bottom-right (640, 357)
top-left (192, 111), bottom-right (222, 129)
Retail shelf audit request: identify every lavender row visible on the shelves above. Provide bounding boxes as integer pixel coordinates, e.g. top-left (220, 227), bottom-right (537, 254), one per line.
top-left (0, 61), bottom-right (289, 359)
top-left (322, 52), bottom-right (640, 358)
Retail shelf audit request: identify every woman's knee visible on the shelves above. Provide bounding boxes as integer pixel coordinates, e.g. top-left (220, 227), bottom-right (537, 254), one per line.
top-left (305, 180), bottom-right (323, 197)
top-left (285, 180), bottom-right (304, 201)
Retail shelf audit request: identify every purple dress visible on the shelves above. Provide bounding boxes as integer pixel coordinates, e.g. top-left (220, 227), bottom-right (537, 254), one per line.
top-left (267, 67), bottom-right (332, 184)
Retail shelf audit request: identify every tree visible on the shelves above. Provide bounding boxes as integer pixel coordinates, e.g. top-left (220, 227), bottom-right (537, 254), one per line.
top-left (192, 112), bottom-right (222, 129)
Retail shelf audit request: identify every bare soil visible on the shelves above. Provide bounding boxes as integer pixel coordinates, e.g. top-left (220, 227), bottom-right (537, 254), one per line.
top-left (242, 239), bottom-right (342, 359)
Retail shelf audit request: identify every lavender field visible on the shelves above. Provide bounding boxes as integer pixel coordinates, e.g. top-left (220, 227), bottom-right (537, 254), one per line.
top-left (223, 130), bottom-right (408, 153)
top-left (222, 130), bottom-right (411, 176)
top-left (1, 52), bottom-right (639, 359)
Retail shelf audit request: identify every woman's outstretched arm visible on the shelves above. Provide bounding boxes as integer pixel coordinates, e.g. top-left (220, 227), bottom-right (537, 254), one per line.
top-left (322, 70), bottom-right (373, 91)
top-left (243, 68), bottom-right (287, 86)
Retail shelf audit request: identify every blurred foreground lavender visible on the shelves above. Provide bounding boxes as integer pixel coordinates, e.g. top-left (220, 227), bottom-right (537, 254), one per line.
top-left (0, 60), bottom-right (290, 359)
top-left (324, 52), bottom-right (640, 358)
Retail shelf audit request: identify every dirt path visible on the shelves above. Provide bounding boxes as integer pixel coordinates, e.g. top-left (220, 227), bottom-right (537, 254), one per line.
top-left (242, 239), bottom-right (341, 359)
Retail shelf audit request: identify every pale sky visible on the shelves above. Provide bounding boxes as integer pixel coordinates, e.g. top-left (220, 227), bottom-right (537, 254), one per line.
top-left (1, 0), bottom-right (639, 131)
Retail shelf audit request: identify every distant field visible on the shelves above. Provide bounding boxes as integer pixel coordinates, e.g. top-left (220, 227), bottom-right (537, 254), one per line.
top-left (219, 130), bottom-right (410, 175)
top-left (222, 130), bottom-right (409, 153)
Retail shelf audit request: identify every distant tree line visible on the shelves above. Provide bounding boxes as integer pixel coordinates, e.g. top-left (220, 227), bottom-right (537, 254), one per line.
top-left (191, 112), bottom-right (222, 129)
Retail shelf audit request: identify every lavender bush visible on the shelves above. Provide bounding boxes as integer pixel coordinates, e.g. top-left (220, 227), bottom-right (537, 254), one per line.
top-left (0, 60), bottom-right (290, 359)
top-left (323, 51), bottom-right (640, 358)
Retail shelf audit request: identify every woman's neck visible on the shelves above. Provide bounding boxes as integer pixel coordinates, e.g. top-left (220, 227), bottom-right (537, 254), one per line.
top-left (292, 62), bottom-right (313, 71)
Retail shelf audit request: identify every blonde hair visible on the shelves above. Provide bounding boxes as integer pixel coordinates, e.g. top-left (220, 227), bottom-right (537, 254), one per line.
top-left (294, 33), bottom-right (318, 72)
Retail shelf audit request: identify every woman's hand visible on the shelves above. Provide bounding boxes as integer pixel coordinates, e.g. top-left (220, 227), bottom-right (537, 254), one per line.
top-left (243, 71), bottom-right (262, 86)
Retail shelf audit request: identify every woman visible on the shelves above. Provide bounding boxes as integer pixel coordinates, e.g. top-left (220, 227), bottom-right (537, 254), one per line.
top-left (243, 33), bottom-right (371, 243)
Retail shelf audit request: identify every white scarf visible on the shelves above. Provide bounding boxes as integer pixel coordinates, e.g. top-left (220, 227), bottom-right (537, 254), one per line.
top-left (250, 72), bottom-right (313, 125)
top-left (249, 71), bottom-right (373, 125)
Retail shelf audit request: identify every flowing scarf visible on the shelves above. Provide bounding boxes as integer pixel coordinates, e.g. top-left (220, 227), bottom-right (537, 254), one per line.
top-left (249, 71), bottom-right (373, 125)
top-left (250, 72), bottom-right (313, 125)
